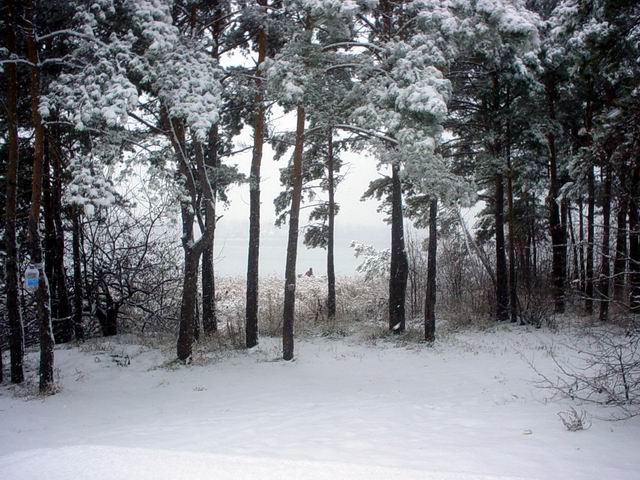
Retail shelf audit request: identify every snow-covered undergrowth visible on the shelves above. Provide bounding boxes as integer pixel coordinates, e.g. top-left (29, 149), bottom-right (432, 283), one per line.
top-left (2, 326), bottom-right (640, 479)
top-left (215, 275), bottom-right (389, 337)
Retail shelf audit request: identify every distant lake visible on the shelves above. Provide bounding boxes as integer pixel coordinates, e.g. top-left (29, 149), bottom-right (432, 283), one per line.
top-left (213, 220), bottom-right (394, 277)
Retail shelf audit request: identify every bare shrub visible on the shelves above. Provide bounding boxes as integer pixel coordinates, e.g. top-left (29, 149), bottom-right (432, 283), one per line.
top-left (437, 233), bottom-right (494, 328)
top-left (533, 325), bottom-right (640, 418)
top-left (519, 285), bottom-right (556, 329)
top-left (558, 407), bottom-right (592, 431)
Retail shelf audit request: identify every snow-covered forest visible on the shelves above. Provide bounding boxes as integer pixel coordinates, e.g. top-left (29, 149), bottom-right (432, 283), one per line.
top-left (1, 0), bottom-right (640, 478)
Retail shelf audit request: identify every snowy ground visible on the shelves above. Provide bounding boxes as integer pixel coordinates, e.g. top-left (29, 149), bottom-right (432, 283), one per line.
top-left (1, 326), bottom-right (639, 479)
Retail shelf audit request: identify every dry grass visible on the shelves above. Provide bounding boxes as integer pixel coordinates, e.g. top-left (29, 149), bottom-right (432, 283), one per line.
top-left (214, 275), bottom-right (389, 338)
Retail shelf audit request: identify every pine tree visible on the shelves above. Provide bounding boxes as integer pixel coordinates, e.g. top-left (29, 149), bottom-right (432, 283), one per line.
top-left (444, 0), bottom-right (541, 322)
top-left (24, 0), bottom-right (56, 393)
top-left (266, 0), bottom-right (360, 359)
top-left (244, 0), bottom-right (270, 348)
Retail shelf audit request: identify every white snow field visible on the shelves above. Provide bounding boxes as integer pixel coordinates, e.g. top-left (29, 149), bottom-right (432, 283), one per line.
top-left (1, 327), bottom-right (639, 480)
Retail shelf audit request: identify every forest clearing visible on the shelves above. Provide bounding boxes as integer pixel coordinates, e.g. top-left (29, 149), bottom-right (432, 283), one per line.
top-left (2, 323), bottom-right (640, 480)
top-left (2, 0), bottom-right (640, 478)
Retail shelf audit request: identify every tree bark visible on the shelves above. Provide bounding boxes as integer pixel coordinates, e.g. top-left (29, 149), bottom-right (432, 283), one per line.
top-left (193, 279), bottom-right (201, 342)
top-left (97, 292), bottom-right (119, 337)
top-left (71, 208), bottom-right (85, 340)
top-left (245, 0), bottom-right (268, 348)
top-left (495, 173), bottom-right (509, 322)
top-left (545, 77), bottom-right (565, 313)
top-left (424, 197), bottom-right (437, 341)
top-left (326, 128), bottom-right (336, 321)
top-left (201, 240), bottom-right (216, 333)
top-left (191, 138), bottom-right (216, 358)
top-left (506, 122), bottom-right (518, 323)
top-left (161, 109), bottom-right (212, 361)
top-left (169, 118), bottom-right (196, 361)
top-left (599, 164), bottom-right (612, 321)
top-left (177, 250), bottom-right (199, 360)
top-left (201, 122), bottom-right (218, 335)
top-left (585, 165), bottom-right (595, 314)
top-left (389, 161), bottom-right (409, 332)
top-left (584, 93), bottom-right (596, 315)
top-left (176, 139), bottom-right (216, 361)
top-left (629, 159), bottom-right (640, 312)
top-left (282, 105), bottom-right (306, 360)
top-left (50, 132), bottom-right (73, 342)
top-left (532, 203), bottom-right (538, 280)
top-left (25, 0), bottom-right (56, 393)
top-left (567, 203), bottom-right (580, 286)
top-left (629, 197), bottom-right (640, 312)
top-left (578, 200), bottom-right (586, 291)
top-left (4, 0), bottom-right (25, 384)
top-left (523, 224), bottom-right (531, 289)
top-left (613, 196), bottom-right (628, 304)
top-left (43, 147), bottom-right (58, 322)
top-left (176, 201), bottom-right (195, 359)
top-left (561, 199), bottom-right (569, 281)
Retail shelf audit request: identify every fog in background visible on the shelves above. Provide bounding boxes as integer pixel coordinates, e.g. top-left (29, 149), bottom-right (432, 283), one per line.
top-left (211, 120), bottom-right (400, 277)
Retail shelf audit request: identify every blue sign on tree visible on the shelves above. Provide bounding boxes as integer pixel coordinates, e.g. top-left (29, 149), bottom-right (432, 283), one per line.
top-left (25, 264), bottom-right (40, 292)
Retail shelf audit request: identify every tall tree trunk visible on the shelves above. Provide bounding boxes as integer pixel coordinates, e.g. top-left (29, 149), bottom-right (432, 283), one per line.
top-left (389, 161), bottom-right (409, 332)
top-left (176, 161), bottom-right (196, 359)
top-left (80, 214), bottom-right (95, 322)
top-left (43, 148), bottom-right (58, 323)
top-left (599, 165), bottom-right (612, 321)
top-left (567, 204), bottom-right (580, 286)
top-left (245, 0), bottom-right (268, 348)
top-left (585, 165), bottom-right (595, 314)
top-left (523, 237), bottom-right (531, 289)
top-left (561, 199), bottom-right (569, 281)
top-left (505, 118), bottom-right (518, 323)
top-left (629, 197), bottom-right (640, 312)
top-left (97, 288), bottom-right (118, 337)
top-left (4, 0), bottom-right (24, 384)
top-left (161, 106), bottom-right (215, 360)
top-left (326, 128), bottom-right (336, 322)
top-left (201, 2), bottom-right (224, 335)
top-left (424, 197), bottom-right (437, 341)
top-left (532, 203), bottom-right (538, 280)
top-left (495, 173), bottom-right (509, 321)
top-left (578, 200), bottom-right (586, 291)
top-left (175, 139), bottom-right (216, 361)
top-left (377, 0), bottom-right (409, 332)
top-left (201, 241), bottom-right (216, 333)
top-left (193, 263), bottom-right (201, 342)
top-left (25, 0), bottom-right (56, 393)
top-left (71, 208), bottom-right (85, 340)
top-left (202, 122), bottom-right (218, 335)
top-left (613, 196), bottom-right (628, 304)
top-left (545, 78), bottom-right (565, 314)
top-left (51, 132), bottom-right (73, 342)
top-left (522, 193), bottom-right (532, 288)
top-left (282, 105), bottom-right (306, 360)
top-left (629, 161), bottom-right (640, 312)
top-left (162, 110), bottom-right (197, 361)
top-left (177, 249), bottom-right (198, 360)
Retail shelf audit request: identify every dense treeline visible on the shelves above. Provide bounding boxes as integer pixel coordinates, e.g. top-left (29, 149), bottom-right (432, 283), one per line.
top-left (1, 0), bottom-right (639, 392)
